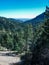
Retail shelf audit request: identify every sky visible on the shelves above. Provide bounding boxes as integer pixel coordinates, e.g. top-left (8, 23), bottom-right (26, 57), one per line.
top-left (0, 0), bottom-right (49, 18)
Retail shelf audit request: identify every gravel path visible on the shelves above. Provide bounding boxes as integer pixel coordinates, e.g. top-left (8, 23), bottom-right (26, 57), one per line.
top-left (0, 51), bottom-right (20, 65)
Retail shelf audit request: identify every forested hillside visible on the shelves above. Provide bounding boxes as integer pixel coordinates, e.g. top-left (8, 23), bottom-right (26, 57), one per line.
top-left (0, 17), bottom-right (34, 53)
top-left (0, 12), bottom-right (45, 53)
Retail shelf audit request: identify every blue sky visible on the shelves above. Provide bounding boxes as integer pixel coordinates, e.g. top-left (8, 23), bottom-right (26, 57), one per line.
top-left (0, 0), bottom-right (49, 18)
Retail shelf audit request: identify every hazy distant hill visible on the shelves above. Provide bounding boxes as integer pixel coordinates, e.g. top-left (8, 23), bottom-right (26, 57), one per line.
top-left (15, 18), bottom-right (31, 22)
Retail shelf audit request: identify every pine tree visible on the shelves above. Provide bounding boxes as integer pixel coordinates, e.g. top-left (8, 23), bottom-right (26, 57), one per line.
top-left (31, 6), bottom-right (49, 65)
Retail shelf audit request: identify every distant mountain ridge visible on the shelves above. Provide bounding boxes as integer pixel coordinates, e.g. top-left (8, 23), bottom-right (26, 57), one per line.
top-left (15, 18), bottom-right (31, 22)
top-left (8, 18), bottom-right (31, 22)
top-left (0, 12), bottom-right (45, 24)
top-left (24, 12), bottom-right (45, 26)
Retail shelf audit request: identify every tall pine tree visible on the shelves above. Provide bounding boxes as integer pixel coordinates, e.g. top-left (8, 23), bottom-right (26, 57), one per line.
top-left (31, 6), bottom-right (49, 65)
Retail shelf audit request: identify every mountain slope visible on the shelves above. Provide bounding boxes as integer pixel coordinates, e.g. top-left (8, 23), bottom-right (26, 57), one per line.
top-left (0, 17), bottom-right (23, 32)
top-left (24, 12), bottom-right (45, 26)
top-left (0, 17), bottom-right (25, 51)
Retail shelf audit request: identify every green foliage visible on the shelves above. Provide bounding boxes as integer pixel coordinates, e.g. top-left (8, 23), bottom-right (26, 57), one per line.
top-left (0, 17), bottom-right (34, 53)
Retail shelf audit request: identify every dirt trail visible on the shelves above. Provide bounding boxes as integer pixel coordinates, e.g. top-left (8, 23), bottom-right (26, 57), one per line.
top-left (0, 51), bottom-right (20, 65)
